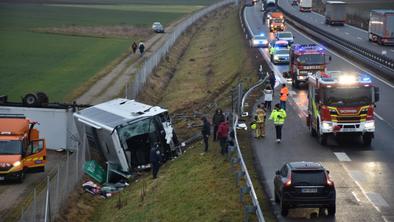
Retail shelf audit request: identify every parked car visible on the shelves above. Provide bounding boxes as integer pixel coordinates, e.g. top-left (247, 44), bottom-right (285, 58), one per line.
top-left (152, 22), bottom-right (164, 33)
top-left (250, 34), bottom-right (269, 48)
top-left (271, 48), bottom-right (290, 64)
top-left (274, 162), bottom-right (336, 217)
top-left (276, 31), bottom-right (294, 45)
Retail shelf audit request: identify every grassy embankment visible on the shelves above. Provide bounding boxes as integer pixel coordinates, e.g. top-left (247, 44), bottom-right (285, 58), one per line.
top-left (59, 5), bottom-right (275, 222)
top-left (0, 1), bottom-right (211, 102)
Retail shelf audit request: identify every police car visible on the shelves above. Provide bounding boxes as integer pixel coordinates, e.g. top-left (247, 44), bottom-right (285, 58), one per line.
top-left (271, 48), bottom-right (290, 64)
top-left (276, 31), bottom-right (294, 45)
top-left (268, 40), bottom-right (290, 55)
top-left (250, 34), bottom-right (269, 48)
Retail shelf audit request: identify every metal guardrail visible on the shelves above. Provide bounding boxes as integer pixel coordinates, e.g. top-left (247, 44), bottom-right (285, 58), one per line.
top-left (127, 0), bottom-right (238, 99)
top-left (277, 2), bottom-right (394, 80)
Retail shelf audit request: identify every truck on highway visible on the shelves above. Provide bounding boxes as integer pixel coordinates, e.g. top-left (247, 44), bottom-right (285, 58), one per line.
top-left (267, 11), bottom-right (285, 32)
top-left (289, 44), bottom-right (329, 88)
top-left (0, 114), bottom-right (47, 182)
top-left (325, 1), bottom-right (346, 26)
top-left (307, 71), bottom-right (379, 146)
top-left (299, 0), bottom-right (312, 12)
top-left (368, 10), bottom-right (394, 45)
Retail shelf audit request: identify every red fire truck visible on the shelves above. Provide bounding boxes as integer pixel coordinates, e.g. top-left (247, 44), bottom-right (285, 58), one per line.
top-left (289, 44), bottom-right (330, 88)
top-left (307, 71), bottom-right (380, 146)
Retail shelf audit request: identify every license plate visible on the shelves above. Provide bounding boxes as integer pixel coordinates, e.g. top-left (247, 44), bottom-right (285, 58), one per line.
top-left (301, 188), bottom-right (317, 193)
top-left (0, 176), bottom-right (4, 181)
top-left (341, 128), bottom-right (355, 132)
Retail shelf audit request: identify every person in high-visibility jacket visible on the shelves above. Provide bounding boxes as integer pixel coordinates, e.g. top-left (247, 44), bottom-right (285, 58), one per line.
top-left (280, 83), bottom-right (289, 110)
top-left (269, 103), bottom-right (287, 143)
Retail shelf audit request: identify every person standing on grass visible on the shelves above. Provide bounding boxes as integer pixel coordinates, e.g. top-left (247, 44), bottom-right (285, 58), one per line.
top-left (201, 117), bottom-right (211, 153)
top-left (269, 103), bottom-right (287, 143)
top-left (217, 117), bottom-right (230, 155)
top-left (264, 85), bottom-right (273, 111)
top-left (138, 41), bottom-right (145, 56)
top-left (280, 83), bottom-right (289, 111)
top-left (131, 41), bottom-right (138, 54)
top-left (150, 143), bottom-right (162, 179)
top-left (212, 108), bottom-right (225, 141)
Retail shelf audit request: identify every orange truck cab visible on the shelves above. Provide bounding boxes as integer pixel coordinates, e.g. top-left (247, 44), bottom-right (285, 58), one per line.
top-left (0, 114), bottom-right (47, 182)
top-left (268, 12), bottom-right (285, 32)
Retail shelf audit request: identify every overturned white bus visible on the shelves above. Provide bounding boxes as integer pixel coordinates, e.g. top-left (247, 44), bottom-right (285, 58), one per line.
top-left (74, 99), bottom-right (179, 179)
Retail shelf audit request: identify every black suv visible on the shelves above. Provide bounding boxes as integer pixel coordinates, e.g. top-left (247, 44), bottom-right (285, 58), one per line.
top-left (274, 162), bottom-right (336, 217)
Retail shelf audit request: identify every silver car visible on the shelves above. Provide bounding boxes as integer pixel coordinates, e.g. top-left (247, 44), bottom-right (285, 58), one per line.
top-left (250, 34), bottom-right (269, 48)
top-left (271, 48), bottom-right (290, 64)
top-left (276, 31), bottom-right (294, 45)
top-left (152, 22), bottom-right (164, 33)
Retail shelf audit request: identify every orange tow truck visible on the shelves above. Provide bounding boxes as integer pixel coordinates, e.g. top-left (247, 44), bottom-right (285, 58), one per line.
top-left (0, 114), bottom-right (47, 182)
top-left (268, 11), bottom-right (285, 32)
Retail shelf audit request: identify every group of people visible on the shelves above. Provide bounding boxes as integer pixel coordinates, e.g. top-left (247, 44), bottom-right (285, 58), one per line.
top-left (131, 41), bottom-right (145, 56)
top-left (251, 71), bottom-right (289, 143)
top-left (201, 108), bottom-right (233, 155)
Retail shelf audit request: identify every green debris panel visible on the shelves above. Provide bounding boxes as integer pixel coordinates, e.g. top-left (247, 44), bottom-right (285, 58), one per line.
top-left (83, 160), bottom-right (106, 184)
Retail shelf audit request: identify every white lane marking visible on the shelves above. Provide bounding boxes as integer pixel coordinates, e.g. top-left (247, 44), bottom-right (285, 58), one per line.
top-left (391, 49), bottom-right (394, 53)
top-left (349, 170), bottom-right (366, 182)
top-left (374, 112), bottom-right (384, 121)
top-left (287, 23), bottom-right (394, 89)
top-left (366, 192), bottom-right (389, 208)
top-left (345, 32), bottom-right (349, 35)
top-left (335, 28), bottom-right (339, 31)
top-left (334, 152), bottom-right (351, 161)
top-left (320, 22), bottom-right (324, 25)
top-left (289, 90), bottom-right (296, 95)
top-left (357, 36), bottom-right (362, 40)
top-left (352, 191), bottom-right (361, 203)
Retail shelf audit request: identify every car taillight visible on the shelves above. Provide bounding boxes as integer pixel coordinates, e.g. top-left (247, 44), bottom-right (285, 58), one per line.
top-left (285, 179), bottom-right (292, 187)
top-left (327, 177), bottom-right (334, 187)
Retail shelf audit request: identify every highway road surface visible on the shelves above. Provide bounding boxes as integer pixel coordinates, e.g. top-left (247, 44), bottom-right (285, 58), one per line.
top-left (278, 0), bottom-right (394, 59)
top-left (244, 2), bottom-right (394, 221)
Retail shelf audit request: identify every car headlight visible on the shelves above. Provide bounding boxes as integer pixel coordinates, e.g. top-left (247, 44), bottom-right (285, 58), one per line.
top-left (274, 55), bottom-right (279, 60)
top-left (365, 121), bottom-right (375, 129)
top-left (322, 122), bottom-right (332, 130)
top-left (253, 40), bottom-right (259, 44)
top-left (13, 161), bottom-right (21, 167)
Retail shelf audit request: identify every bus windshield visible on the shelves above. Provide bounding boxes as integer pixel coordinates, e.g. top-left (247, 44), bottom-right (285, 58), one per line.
top-left (323, 87), bottom-right (373, 107)
top-left (0, 140), bottom-right (22, 155)
top-left (296, 54), bottom-right (325, 65)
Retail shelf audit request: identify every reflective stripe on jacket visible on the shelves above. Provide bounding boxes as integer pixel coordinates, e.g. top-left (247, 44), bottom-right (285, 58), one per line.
top-left (269, 109), bottom-right (287, 125)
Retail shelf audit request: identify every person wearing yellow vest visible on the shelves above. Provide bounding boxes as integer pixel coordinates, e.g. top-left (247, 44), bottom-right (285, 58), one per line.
top-left (280, 83), bottom-right (289, 110)
top-left (269, 103), bottom-right (287, 143)
top-left (255, 105), bottom-right (266, 138)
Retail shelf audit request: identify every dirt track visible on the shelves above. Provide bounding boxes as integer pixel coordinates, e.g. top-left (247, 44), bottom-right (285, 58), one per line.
top-left (76, 18), bottom-right (186, 105)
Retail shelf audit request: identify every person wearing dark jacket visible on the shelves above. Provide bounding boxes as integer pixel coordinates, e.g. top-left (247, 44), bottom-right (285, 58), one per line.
top-left (150, 143), bottom-right (162, 179)
top-left (139, 41), bottom-right (145, 56)
top-left (217, 118), bottom-right (230, 155)
top-left (212, 108), bottom-right (225, 141)
top-left (131, 41), bottom-right (138, 54)
top-left (201, 117), bottom-right (211, 152)
top-left (269, 71), bottom-right (276, 92)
